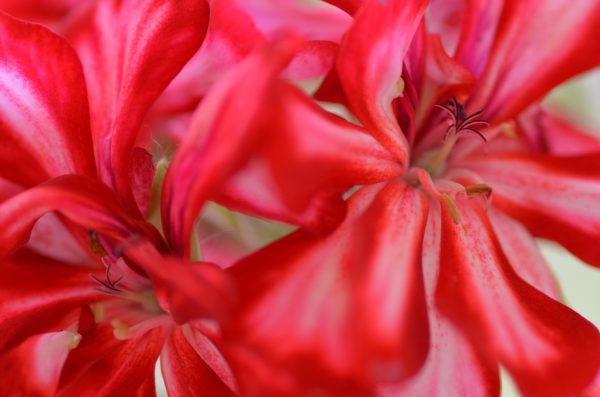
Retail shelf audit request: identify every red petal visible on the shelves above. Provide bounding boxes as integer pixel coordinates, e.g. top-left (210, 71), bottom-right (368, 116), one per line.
top-left (336, 0), bottom-right (428, 162)
top-left (0, 330), bottom-right (82, 397)
top-left (68, 0), bottom-right (208, 211)
top-left (0, 11), bottom-right (95, 186)
top-left (161, 40), bottom-right (300, 254)
top-left (517, 105), bottom-right (600, 155)
top-left (465, 152), bottom-right (600, 268)
top-left (384, 200), bottom-right (500, 397)
top-left (437, 198), bottom-right (600, 397)
top-left (161, 326), bottom-right (237, 397)
top-left (472, 0), bottom-right (600, 122)
top-left (323, 0), bottom-right (363, 16)
top-left (230, 182), bottom-right (429, 389)
top-left (123, 242), bottom-right (235, 324)
top-left (0, 175), bottom-right (152, 257)
top-left (58, 324), bottom-right (166, 397)
top-left (489, 209), bottom-right (560, 299)
top-left (0, 251), bottom-right (102, 352)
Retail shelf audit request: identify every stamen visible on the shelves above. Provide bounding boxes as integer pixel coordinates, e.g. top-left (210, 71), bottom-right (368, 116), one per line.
top-left (91, 303), bottom-right (105, 323)
top-left (441, 194), bottom-right (462, 224)
top-left (465, 183), bottom-right (492, 198)
top-left (111, 319), bottom-right (129, 340)
top-left (87, 230), bottom-right (107, 257)
top-left (68, 333), bottom-right (82, 349)
top-left (435, 97), bottom-right (489, 142)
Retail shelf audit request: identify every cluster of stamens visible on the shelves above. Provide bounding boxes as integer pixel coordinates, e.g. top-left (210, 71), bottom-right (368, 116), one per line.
top-left (435, 97), bottom-right (489, 142)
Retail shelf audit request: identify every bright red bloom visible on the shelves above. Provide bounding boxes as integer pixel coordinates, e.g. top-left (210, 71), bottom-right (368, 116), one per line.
top-left (229, 0), bottom-right (600, 396)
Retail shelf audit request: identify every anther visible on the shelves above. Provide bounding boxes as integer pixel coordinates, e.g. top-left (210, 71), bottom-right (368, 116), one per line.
top-left (465, 183), bottom-right (492, 198)
top-left (441, 194), bottom-right (462, 224)
top-left (87, 230), bottom-right (107, 257)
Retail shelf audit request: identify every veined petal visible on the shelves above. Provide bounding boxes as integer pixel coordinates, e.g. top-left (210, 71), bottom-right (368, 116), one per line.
top-left (464, 153), bottom-right (600, 268)
top-left (437, 198), bottom-right (600, 397)
top-left (57, 324), bottom-right (166, 397)
top-left (517, 105), bottom-right (600, 155)
top-left (0, 251), bottom-right (103, 352)
top-left (336, 0), bottom-right (429, 163)
top-left (160, 326), bottom-right (237, 397)
top-left (0, 330), bottom-right (82, 397)
top-left (230, 182), bottom-right (429, 390)
top-left (68, 0), bottom-right (208, 211)
top-left (383, 200), bottom-right (500, 397)
top-left (472, 0), bottom-right (600, 122)
top-left (0, 11), bottom-right (95, 186)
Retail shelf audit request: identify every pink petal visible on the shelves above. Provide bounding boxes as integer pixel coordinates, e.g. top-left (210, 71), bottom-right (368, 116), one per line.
top-left (0, 12), bottom-right (95, 186)
top-left (517, 105), bottom-right (600, 155)
top-left (472, 0), bottom-right (600, 122)
top-left (464, 152), bottom-right (600, 268)
top-left (323, 0), bottom-right (363, 16)
top-left (0, 251), bottom-right (102, 352)
top-left (384, 200), bottom-right (500, 397)
top-left (160, 326), bottom-right (237, 397)
top-left (58, 324), bottom-right (166, 397)
top-left (437, 198), bottom-right (600, 397)
top-left (230, 182), bottom-right (429, 390)
top-left (0, 330), bottom-right (82, 397)
top-left (68, 0), bottom-right (208, 211)
top-left (489, 209), bottom-right (561, 300)
top-left (336, 0), bottom-right (428, 162)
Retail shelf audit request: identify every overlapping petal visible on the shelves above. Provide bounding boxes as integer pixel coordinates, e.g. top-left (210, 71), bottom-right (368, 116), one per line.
top-left (336, 0), bottom-right (429, 162)
top-left (0, 11), bottom-right (95, 186)
top-left (472, 0), bottom-right (600, 122)
top-left (58, 324), bottom-right (166, 397)
top-left (464, 153), bottom-right (600, 268)
top-left (230, 182), bottom-right (429, 392)
top-left (68, 0), bottom-right (208, 211)
top-left (437, 198), bottom-right (600, 397)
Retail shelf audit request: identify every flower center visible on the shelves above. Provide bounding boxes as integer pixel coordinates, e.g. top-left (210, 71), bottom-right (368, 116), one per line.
top-left (416, 98), bottom-right (488, 178)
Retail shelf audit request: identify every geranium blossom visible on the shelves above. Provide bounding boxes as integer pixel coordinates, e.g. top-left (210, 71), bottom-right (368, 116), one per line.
top-left (1, 0), bottom-right (600, 396)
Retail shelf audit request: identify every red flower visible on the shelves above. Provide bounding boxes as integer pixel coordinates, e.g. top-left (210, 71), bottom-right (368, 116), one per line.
top-left (229, 0), bottom-right (600, 396)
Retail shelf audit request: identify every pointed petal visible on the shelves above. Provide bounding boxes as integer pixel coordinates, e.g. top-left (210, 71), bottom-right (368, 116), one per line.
top-left (336, 0), bottom-right (428, 162)
top-left (0, 251), bottom-right (103, 352)
top-left (465, 152), bottom-right (600, 268)
top-left (437, 198), bottom-right (600, 397)
top-left (0, 11), bottom-right (95, 186)
top-left (323, 0), bottom-right (363, 16)
top-left (0, 330), bottom-right (82, 397)
top-left (58, 324), bottom-right (166, 397)
top-left (517, 105), bottom-right (600, 155)
top-left (489, 209), bottom-right (561, 299)
top-left (68, 0), bottom-right (208, 211)
top-left (161, 326), bottom-right (237, 397)
top-left (473, 0), bottom-right (600, 122)
top-left (230, 182), bottom-right (429, 389)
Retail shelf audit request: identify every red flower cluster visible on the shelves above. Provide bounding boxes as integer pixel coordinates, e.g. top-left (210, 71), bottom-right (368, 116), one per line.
top-left (0, 0), bottom-right (599, 396)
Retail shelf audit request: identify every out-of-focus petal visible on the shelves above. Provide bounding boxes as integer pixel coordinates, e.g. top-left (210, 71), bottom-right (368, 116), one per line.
top-left (517, 105), bottom-right (600, 155)
top-left (472, 0), bottom-right (600, 122)
top-left (463, 152), bottom-right (600, 268)
top-left (0, 251), bottom-right (103, 352)
top-left (58, 324), bottom-right (166, 397)
top-left (323, 0), bottom-right (363, 16)
top-left (160, 325), bottom-right (237, 397)
top-left (489, 209), bottom-right (561, 299)
top-left (230, 182), bottom-right (429, 392)
top-left (437, 198), bottom-right (600, 397)
top-left (68, 0), bottom-right (208, 211)
top-left (0, 330), bottom-right (82, 397)
top-left (0, 12), bottom-right (95, 186)
top-left (336, 0), bottom-right (428, 163)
